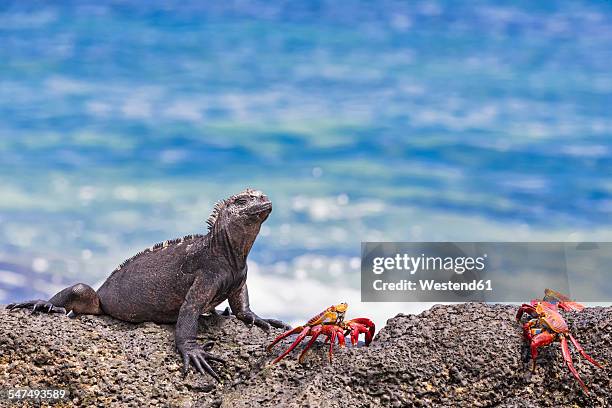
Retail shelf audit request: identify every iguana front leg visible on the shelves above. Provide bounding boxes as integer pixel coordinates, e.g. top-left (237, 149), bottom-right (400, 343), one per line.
top-left (176, 271), bottom-right (226, 381)
top-left (228, 280), bottom-right (290, 332)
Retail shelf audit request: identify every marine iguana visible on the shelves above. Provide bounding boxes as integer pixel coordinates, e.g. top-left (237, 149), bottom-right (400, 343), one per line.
top-left (7, 188), bottom-right (288, 381)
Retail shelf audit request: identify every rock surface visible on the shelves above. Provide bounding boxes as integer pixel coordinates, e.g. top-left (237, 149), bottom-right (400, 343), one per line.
top-left (0, 304), bottom-right (610, 407)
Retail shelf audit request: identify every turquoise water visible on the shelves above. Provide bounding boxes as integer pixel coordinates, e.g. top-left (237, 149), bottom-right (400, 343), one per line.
top-left (1, 1), bottom-right (611, 324)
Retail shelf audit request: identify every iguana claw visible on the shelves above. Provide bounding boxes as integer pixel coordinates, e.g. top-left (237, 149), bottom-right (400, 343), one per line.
top-left (179, 341), bottom-right (226, 382)
top-left (7, 300), bottom-right (66, 315)
top-left (236, 311), bottom-right (289, 332)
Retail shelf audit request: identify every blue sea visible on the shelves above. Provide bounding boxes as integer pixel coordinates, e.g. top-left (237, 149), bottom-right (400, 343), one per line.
top-left (1, 1), bottom-right (611, 326)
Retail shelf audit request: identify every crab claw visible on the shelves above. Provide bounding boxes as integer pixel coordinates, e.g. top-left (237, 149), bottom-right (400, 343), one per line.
top-left (343, 318), bottom-right (375, 346)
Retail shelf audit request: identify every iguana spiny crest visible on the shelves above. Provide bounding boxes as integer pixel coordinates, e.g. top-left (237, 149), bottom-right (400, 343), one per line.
top-left (113, 188), bottom-right (270, 272)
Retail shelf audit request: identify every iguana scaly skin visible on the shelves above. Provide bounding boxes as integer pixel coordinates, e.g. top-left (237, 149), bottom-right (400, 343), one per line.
top-left (7, 188), bottom-right (288, 381)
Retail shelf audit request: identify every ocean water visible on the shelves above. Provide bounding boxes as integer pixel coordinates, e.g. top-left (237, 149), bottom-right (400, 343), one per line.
top-left (1, 1), bottom-right (611, 327)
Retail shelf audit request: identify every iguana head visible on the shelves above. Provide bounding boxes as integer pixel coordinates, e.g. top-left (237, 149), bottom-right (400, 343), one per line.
top-left (206, 189), bottom-right (272, 253)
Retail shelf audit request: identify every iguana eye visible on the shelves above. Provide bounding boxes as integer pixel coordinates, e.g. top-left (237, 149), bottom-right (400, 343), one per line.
top-left (235, 198), bottom-right (248, 205)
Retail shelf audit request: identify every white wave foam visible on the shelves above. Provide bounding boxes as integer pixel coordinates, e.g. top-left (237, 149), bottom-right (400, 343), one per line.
top-left (244, 262), bottom-right (431, 330)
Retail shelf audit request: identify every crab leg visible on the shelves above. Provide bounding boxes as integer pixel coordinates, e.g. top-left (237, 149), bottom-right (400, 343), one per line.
top-left (328, 330), bottom-right (337, 362)
top-left (266, 326), bottom-right (305, 352)
top-left (560, 335), bottom-right (589, 394)
top-left (568, 333), bottom-right (603, 368)
top-left (271, 326), bottom-right (311, 364)
top-left (348, 325), bottom-right (360, 346)
top-left (557, 301), bottom-right (585, 312)
top-left (336, 330), bottom-right (346, 348)
top-left (297, 326), bottom-right (322, 363)
top-left (529, 331), bottom-right (556, 372)
top-left (522, 319), bottom-right (537, 342)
